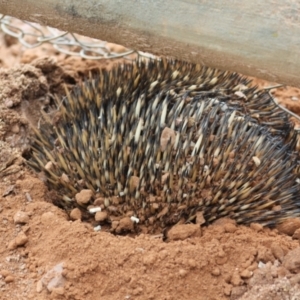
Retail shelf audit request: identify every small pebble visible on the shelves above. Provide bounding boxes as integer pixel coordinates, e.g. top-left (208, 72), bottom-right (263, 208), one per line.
top-left (277, 266), bottom-right (289, 278)
top-left (130, 216), bottom-right (139, 223)
top-left (11, 124), bottom-right (19, 133)
top-left (271, 243), bottom-right (284, 262)
top-left (248, 262), bottom-right (258, 271)
top-left (70, 208), bottom-right (82, 221)
top-left (95, 211), bottom-right (108, 222)
top-left (4, 275), bottom-right (14, 283)
top-left (240, 269), bottom-right (252, 279)
top-left (282, 247), bottom-right (300, 273)
top-left (36, 280), bottom-right (43, 293)
top-left (75, 189), bottom-right (93, 205)
top-left (89, 207), bottom-right (101, 213)
top-left (13, 211), bottom-right (29, 224)
top-left (1, 270), bottom-right (10, 277)
top-left (93, 225), bottom-right (101, 232)
top-left (5, 99), bottom-right (14, 108)
top-left (277, 218), bottom-right (300, 236)
top-left (15, 232), bottom-right (29, 247)
top-left (167, 224), bottom-right (201, 241)
top-left (51, 287), bottom-right (65, 295)
top-left (230, 272), bottom-right (243, 286)
top-left (188, 259), bottom-right (197, 269)
top-left (211, 267), bottom-right (221, 276)
top-left (116, 217), bottom-right (134, 233)
top-left (223, 284), bottom-right (232, 296)
top-left (217, 249), bottom-right (226, 258)
top-left (224, 223), bottom-right (237, 233)
top-left (195, 212), bottom-right (205, 225)
top-left (213, 217), bottom-right (236, 227)
top-left (8, 232), bottom-right (28, 250)
top-left (293, 228), bottom-right (300, 240)
top-left (250, 223), bottom-right (263, 232)
top-left (179, 269), bottom-right (188, 277)
top-left (111, 221), bottom-right (119, 231)
top-left (94, 197), bottom-right (104, 206)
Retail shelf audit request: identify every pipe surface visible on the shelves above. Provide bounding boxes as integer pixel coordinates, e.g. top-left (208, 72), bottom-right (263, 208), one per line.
top-left (0, 0), bottom-right (300, 87)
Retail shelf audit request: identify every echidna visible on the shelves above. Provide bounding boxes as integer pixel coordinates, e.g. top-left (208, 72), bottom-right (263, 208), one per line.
top-left (28, 59), bottom-right (300, 233)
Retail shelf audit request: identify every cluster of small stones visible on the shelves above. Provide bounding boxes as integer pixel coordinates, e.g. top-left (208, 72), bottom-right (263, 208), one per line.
top-left (29, 59), bottom-right (300, 233)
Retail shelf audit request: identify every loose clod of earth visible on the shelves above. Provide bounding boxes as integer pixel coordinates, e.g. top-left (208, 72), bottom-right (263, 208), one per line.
top-left (27, 58), bottom-right (300, 234)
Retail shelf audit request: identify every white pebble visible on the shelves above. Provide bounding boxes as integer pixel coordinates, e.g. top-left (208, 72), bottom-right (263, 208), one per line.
top-left (89, 207), bottom-right (101, 213)
top-left (258, 261), bottom-right (266, 269)
top-left (130, 216), bottom-right (140, 223)
top-left (93, 225), bottom-right (102, 232)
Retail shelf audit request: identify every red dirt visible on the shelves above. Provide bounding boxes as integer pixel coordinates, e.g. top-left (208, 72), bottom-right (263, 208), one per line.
top-left (1, 31), bottom-right (300, 300)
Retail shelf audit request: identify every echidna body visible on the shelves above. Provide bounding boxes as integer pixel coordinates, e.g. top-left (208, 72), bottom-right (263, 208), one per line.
top-left (29, 59), bottom-right (300, 232)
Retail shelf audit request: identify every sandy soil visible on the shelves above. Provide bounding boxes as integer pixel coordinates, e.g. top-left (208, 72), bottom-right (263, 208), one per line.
top-left (1, 32), bottom-right (300, 300)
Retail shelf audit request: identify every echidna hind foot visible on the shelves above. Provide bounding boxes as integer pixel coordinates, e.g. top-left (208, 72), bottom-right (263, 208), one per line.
top-left (28, 59), bottom-right (300, 233)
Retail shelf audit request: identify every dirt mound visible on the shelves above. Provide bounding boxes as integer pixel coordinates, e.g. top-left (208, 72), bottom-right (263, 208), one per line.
top-left (1, 32), bottom-right (300, 300)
